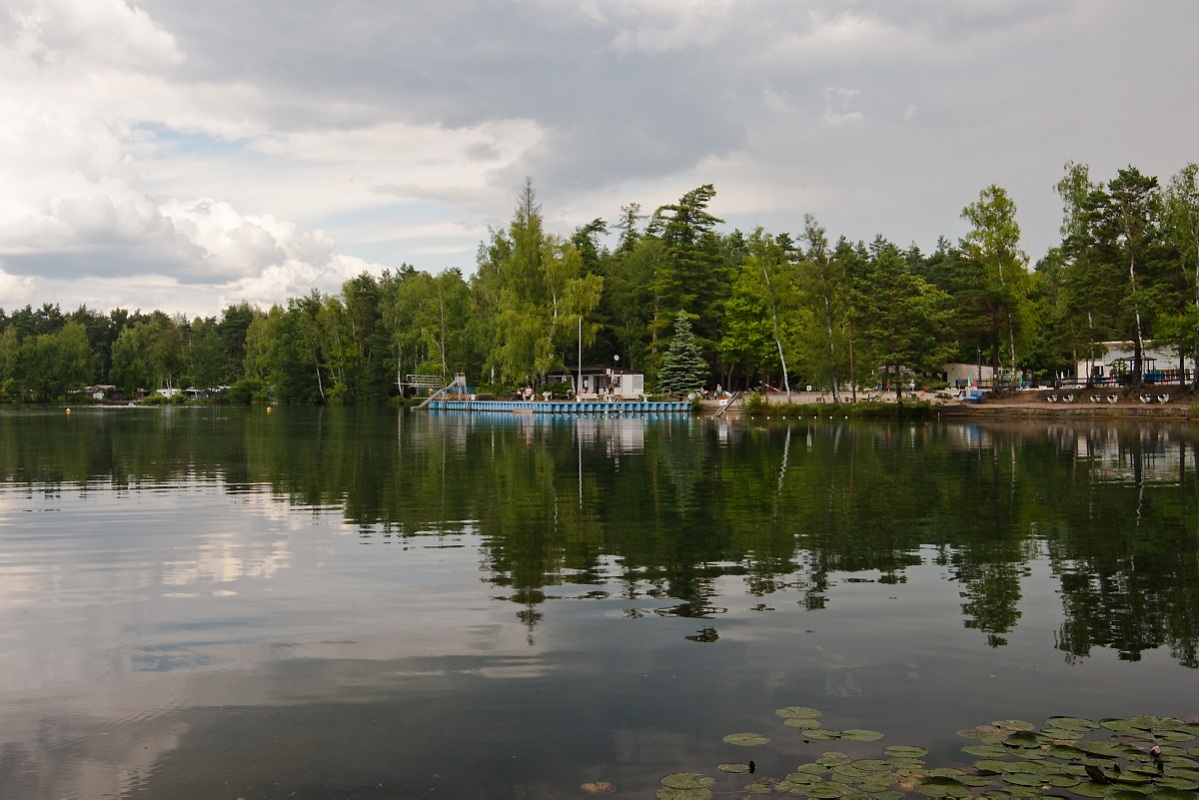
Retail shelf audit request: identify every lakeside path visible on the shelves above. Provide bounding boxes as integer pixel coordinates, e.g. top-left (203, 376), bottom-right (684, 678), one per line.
top-left (712, 389), bottom-right (1199, 420)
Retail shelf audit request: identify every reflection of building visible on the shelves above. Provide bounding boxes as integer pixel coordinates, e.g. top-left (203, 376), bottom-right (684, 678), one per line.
top-left (547, 366), bottom-right (645, 400)
top-left (1075, 428), bottom-right (1189, 485)
top-left (1075, 341), bottom-right (1195, 384)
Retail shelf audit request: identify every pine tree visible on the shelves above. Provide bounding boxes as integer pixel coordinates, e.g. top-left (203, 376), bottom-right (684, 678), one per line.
top-left (658, 311), bottom-right (709, 395)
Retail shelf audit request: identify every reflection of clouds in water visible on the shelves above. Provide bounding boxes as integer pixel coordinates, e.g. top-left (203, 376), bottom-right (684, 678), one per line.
top-left (162, 533), bottom-right (293, 585)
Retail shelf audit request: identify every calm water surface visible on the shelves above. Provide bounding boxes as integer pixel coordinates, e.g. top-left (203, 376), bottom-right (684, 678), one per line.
top-left (0, 407), bottom-right (1197, 799)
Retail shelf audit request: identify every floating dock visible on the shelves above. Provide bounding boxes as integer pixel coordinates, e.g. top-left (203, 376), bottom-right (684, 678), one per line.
top-left (425, 399), bottom-right (691, 414)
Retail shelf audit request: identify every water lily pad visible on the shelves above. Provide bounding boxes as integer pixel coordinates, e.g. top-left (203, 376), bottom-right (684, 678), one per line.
top-left (776, 706), bottom-right (823, 719)
top-left (852, 759), bottom-right (893, 772)
top-left (832, 765), bottom-right (869, 780)
top-left (975, 760), bottom-right (1011, 775)
top-left (656, 788), bottom-right (712, 800)
top-left (842, 729), bottom-right (885, 742)
top-left (807, 782), bottom-right (850, 798)
top-left (1001, 772), bottom-right (1042, 787)
top-left (1040, 726), bottom-right (1080, 740)
top-left (1047, 744), bottom-right (1084, 759)
top-left (959, 774), bottom-right (996, 787)
top-left (1076, 741), bottom-right (1122, 758)
top-left (1104, 790), bottom-right (1149, 800)
top-left (1151, 790), bottom-right (1199, 800)
top-left (1157, 730), bottom-right (1197, 743)
top-left (784, 772), bottom-right (822, 785)
top-left (1158, 776), bottom-right (1199, 791)
top-left (717, 763), bottom-right (750, 774)
top-left (964, 744), bottom-right (1010, 758)
top-left (795, 763), bottom-right (829, 775)
top-left (865, 792), bottom-right (903, 800)
top-left (1043, 773), bottom-right (1081, 788)
top-left (803, 729), bottom-right (844, 740)
top-left (1070, 783), bottom-right (1110, 798)
top-left (817, 752), bottom-right (852, 766)
top-left (742, 783), bottom-right (773, 795)
top-left (993, 720), bottom-right (1037, 732)
top-left (784, 717), bottom-right (823, 729)
top-left (915, 776), bottom-right (972, 798)
top-left (581, 781), bottom-right (616, 794)
top-left (885, 745), bottom-right (929, 758)
top-left (723, 732), bottom-right (770, 747)
top-left (661, 772), bottom-right (716, 790)
top-left (1103, 719), bottom-right (1147, 733)
top-left (1002, 731), bottom-right (1044, 749)
top-left (1045, 716), bottom-right (1099, 731)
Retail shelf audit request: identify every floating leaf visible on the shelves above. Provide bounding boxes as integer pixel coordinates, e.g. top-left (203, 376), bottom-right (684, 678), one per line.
top-left (807, 782), bottom-right (850, 798)
top-left (1075, 740), bottom-right (1121, 758)
top-left (784, 717), bottom-right (823, 729)
top-left (816, 752), bottom-right (852, 766)
top-left (1105, 791), bottom-right (1149, 800)
top-left (831, 765), bottom-right (869, 780)
top-left (1158, 776), bottom-right (1199, 791)
top-left (717, 763), bottom-right (749, 774)
top-left (580, 782), bottom-right (616, 795)
top-left (958, 725), bottom-right (1006, 740)
top-left (803, 729), bottom-right (843, 740)
top-left (742, 783), bottom-right (772, 795)
top-left (1102, 719), bottom-right (1146, 734)
top-left (1001, 731), bottom-right (1044, 749)
top-left (1040, 726), bottom-right (1080, 740)
top-left (963, 744), bottom-right (1010, 758)
top-left (1153, 790), bottom-right (1199, 800)
top-left (993, 720), bottom-right (1036, 732)
top-left (1000, 772), bottom-right (1041, 787)
top-left (915, 776), bottom-right (972, 798)
top-left (1069, 782), bottom-right (1109, 798)
top-left (660, 773), bottom-right (716, 790)
top-left (776, 706), bottom-right (823, 719)
top-left (1045, 716), bottom-right (1099, 732)
top-left (656, 788), bottom-right (712, 800)
top-left (1048, 744), bottom-right (1084, 759)
top-left (841, 729), bottom-right (885, 742)
top-left (885, 745), bottom-right (929, 758)
top-left (722, 732), bottom-right (770, 747)
top-left (975, 760), bottom-right (1010, 775)
top-left (851, 759), bottom-right (893, 772)
top-left (783, 771), bottom-right (822, 785)
top-left (795, 763), bottom-right (829, 775)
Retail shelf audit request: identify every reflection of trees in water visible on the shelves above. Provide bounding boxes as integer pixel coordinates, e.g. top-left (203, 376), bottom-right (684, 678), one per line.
top-left (5, 411), bottom-right (1199, 666)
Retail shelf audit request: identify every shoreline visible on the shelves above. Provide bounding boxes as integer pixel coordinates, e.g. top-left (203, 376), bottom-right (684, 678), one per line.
top-left (710, 388), bottom-right (1199, 421)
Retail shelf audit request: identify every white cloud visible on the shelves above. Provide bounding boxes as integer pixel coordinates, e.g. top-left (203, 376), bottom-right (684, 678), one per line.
top-left (823, 86), bottom-right (865, 127)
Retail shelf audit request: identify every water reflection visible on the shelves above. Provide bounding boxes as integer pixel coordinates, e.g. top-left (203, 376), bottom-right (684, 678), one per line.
top-left (6, 412), bottom-right (1199, 797)
top-left (3, 410), bottom-right (1199, 671)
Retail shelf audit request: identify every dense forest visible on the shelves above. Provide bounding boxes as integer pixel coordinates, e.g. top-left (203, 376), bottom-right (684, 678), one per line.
top-left (3, 160), bottom-right (1199, 404)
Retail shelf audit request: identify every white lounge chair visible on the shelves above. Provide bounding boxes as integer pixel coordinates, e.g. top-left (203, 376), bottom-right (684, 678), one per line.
top-left (1158, 394), bottom-right (1170, 404)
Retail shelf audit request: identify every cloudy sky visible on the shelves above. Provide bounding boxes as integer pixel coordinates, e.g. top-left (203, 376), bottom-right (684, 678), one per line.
top-left (2, 1), bottom-right (1197, 317)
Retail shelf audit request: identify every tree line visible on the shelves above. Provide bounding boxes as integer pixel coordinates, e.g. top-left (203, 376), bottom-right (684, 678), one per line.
top-left (3, 162), bottom-right (1199, 404)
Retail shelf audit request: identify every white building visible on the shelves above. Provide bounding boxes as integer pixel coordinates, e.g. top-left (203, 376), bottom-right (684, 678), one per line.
top-left (1075, 341), bottom-right (1194, 384)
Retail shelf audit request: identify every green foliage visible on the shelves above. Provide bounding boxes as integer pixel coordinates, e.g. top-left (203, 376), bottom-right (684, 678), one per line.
top-left (658, 312), bottom-right (709, 395)
top-left (7, 162), bottom-right (1199, 403)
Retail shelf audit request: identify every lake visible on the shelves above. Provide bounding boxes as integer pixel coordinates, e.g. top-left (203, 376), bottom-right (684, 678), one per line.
top-left (1, 407), bottom-right (1197, 799)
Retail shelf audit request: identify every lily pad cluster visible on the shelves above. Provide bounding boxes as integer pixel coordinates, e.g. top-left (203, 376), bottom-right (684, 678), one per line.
top-left (640, 710), bottom-right (1199, 799)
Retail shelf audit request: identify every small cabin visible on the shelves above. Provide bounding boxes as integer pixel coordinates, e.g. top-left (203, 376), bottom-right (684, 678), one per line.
top-left (548, 366), bottom-right (645, 400)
